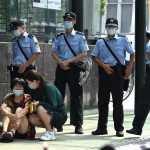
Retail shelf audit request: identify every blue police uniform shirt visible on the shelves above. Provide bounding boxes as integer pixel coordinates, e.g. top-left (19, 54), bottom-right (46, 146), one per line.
top-left (52, 29), bottom-right (89, 60)
top-left (12, 32), bottom-right (41, 66)
top-left (91, 35), bottom-right (135, 66)
top-left (146, 42), bottom-right (150, 64)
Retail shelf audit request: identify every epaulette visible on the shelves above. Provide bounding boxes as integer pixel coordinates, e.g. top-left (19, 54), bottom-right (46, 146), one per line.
top-left (56, 32), bottom-right (64, 38)
top-left (28, 34), bottom-right (34, 39)
top-left (76, 31), bottom-right (84, 35)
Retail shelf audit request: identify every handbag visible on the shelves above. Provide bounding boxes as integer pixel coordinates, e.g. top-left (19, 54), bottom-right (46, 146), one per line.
top-left (103, 39), bottom-right (129, 91)
top-left (63, 34), bottom-right (92, 86)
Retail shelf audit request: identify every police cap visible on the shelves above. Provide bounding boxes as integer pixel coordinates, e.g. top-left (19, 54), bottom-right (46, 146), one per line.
top-left (63, 12), bottom-right (76, 20)
top-left (105, 18), bottom-right (118, 27)
top-left (9, 20), bottom-right (24, 31)
top-left (146, 31), bottom-right (150, 39)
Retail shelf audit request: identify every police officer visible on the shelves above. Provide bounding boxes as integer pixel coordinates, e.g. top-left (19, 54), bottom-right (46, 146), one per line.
top-left (91, 18), bottom-right (135, 137)
top-left (8, 20), bottom-right (41, 84)
top-left (145, 31), bottom-right (150, 74)
top-left (51, 12), bottom-right (89, 134)
top-left (126, 31), bottom-right (150, 136)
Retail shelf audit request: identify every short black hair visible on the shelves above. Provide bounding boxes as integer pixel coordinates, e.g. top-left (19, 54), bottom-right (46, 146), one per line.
top-left (9, 20), bottom-right (24, 31)
top-left (100, 145), bottom-right (115, 150)
top-left (10, 78), bottom-right (26, 90)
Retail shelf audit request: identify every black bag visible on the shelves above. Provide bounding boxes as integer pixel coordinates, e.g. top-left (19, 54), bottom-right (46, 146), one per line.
top-left (115, 63), bottom-right (129, 91)
top-left (103, 39), bottom-right (130, 91)
top-left (69, 61), bottom-right (86, 72)
top-left (123, 78), bottom-right (130, 91)
top-left (7, 64), bottom-right (36, 72)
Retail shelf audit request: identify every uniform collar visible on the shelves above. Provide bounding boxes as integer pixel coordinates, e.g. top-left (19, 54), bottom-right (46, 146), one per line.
top-left (105, 34), bottom-right (119, 41)
top-left (23, 31), bottom-right (28, 37)
top-left (65, 29), bottom-right (76, 36)
top-left (71, 29), bottom-right (76, 36)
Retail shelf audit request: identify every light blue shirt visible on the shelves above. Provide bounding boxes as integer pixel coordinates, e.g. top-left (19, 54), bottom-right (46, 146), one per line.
top-left (52, 29), bottom-right (89, 60)
top-left (12, 32), bottom-right (41, 66)
top-left (146, 42), bottom-right (150, 64)
top-left (91, 36), bottom-right (135, 66)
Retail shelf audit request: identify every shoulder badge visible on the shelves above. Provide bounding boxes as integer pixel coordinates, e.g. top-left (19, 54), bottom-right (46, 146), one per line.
top-left (28, 34), bottom-right (34, 39)
top-left (56, 32), bottom-right (64, 38)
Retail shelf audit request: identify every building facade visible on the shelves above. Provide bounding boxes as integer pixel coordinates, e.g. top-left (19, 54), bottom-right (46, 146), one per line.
top-left (0, 0), bottom-right (71, 42)
top-left (0, 0), bottom-right (149, 42)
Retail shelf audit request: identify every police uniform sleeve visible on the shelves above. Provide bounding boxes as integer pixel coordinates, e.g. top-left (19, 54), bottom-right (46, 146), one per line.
top-left (51, 37), bottom-right (59, 53)
top-left (30, 36), bottom-right (41, 54)
top-left (51, 33), bottom-right (63, 53)
top-left (146, 43), bottom-right (150, 54)
top-left (32, 36), bottom-right (41, 53)
top-left (91, 40), bottom-right (100, 57)
top-left (79, 35), bottom-right (89, 52)
top-left (124, 37), bottom-right (135, 54)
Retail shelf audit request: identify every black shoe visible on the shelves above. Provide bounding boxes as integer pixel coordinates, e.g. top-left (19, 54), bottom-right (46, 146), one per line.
top-left (0, 125), bottom-right (2, 135)
top-left (1, 131), bottom-right (14, 143)
top-left (91, 129), bottom-right (108, 135)
top-left (57, 126), bottom-right (63, 132)
top-left (126, 128), bottom-right (142, 135)
top-left (75, 126), bottom-right (83, 134)
top-left (116, 131), bottom-right (124, 137)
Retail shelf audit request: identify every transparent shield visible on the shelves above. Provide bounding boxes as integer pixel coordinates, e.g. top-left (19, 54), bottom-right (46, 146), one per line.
top-left (110, 74), bottom-right (134, 102)
top-left (79, 57), bottom-right (93, 86)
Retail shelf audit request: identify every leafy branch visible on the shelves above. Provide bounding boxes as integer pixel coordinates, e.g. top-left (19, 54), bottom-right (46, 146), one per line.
top-left (100, 0), bottom-right (107, 16)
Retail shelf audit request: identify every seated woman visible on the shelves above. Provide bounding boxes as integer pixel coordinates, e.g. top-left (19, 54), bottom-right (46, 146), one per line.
top-left (24, 70), bottom-right (67, 141)
top-left (0, 78), bottom-right (35, 142)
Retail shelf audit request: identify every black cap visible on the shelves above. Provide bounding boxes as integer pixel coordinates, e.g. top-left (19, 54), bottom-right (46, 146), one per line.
top-left (9, 20), bottom-right (24, 31)
top-left (105, 18), bottom-right (118, 27)
top-left (63, 12), bottom-right (77, 19)
top-left (146, 31), bottom-right (150, 39)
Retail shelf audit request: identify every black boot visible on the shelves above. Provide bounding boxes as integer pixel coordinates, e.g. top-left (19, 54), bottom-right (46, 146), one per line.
top-left (126, 128), bottom-right (142, 135)
top-left (75, 126), bottom-right (83, 134)
top-left (91, 129), bottom-right (108, 135)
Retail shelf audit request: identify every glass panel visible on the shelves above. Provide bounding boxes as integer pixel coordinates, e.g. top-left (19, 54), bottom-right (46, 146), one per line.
top-left (107, 0), bottom-right (118, 3)
top-left (7, 0), bottom-right (18, 20)
top-left (5, 0), bottom-right (71, 42)
top-left (0, 0), bottom-right (7, 32)
top-left (122, 0), bottom-right (133, 3)
top-left (121, 4), bottom-right (132, 33)
top-left (107, 4), bottom-right (117, 19)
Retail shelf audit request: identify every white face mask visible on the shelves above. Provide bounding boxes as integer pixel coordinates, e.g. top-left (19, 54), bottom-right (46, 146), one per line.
top-left (13, 89), bottom-right (24, 96)
top-left (14, 30), bottom-right (21, 37)
top-left (106, 27), bottom-right (117, 35)
top-left (64, 21), bottom-right (73, 29)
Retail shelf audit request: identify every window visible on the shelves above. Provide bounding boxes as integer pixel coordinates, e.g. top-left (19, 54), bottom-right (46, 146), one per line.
top-left (107, 0), bottom-right (118, 3)
top-left (122, 0), bottom-right (133, 3)
top-left (121, 4), bottom-right (132, 33)
top-left (107, 4), bottom-right (117, 19)
top-left (0, 0), bottom-right (7, 32)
